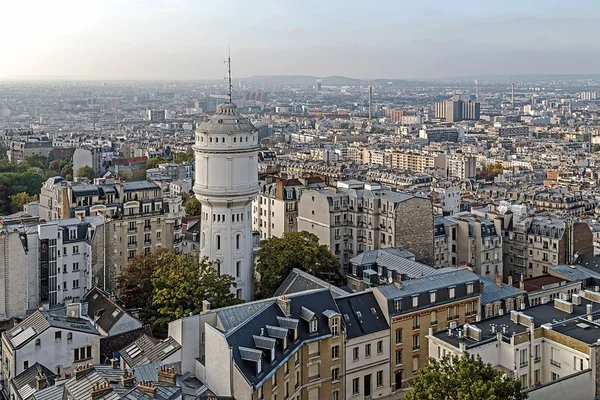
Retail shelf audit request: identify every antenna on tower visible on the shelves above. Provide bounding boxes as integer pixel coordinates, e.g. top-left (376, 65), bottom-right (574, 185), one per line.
top-left (225, 46), bottom-right (233, 104)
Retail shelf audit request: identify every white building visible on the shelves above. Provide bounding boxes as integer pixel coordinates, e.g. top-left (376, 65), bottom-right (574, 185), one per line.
top-left (193, 102), bottom-right (259, 301)
top-left (1, 306), bottom-right (101, 398)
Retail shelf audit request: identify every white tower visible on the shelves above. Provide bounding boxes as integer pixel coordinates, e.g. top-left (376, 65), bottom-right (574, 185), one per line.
top-left (192, 60), bottom-right (259, 301)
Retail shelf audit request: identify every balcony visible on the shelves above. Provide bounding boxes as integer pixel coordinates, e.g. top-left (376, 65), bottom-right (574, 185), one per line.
top-left (174, 236), bottom-right (183, 244)
top-left (127, 227), bottom-right (137, 233)
top-left (144, 239), bottom-right (152, 245)
top-left (550, 359), bottom-right (561, 368)
top-left (534, 357), bottom-right (541, 363)
top-left (127, 242), bottom-right (138, 248)
top-left (412, 346), bottom-right (420, 351)
top-left (413, 325), bottom-right (420, 331)
top-left (144, 225), bottom-right (152, 231)
top-left (520, 361), bottom-right (528, 368)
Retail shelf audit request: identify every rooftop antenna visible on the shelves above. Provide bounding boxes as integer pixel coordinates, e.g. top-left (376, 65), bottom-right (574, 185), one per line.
top-left (225, 46), bottom-right (233, 104)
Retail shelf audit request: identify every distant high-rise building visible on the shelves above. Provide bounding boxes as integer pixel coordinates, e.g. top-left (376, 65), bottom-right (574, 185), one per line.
top-left (387, 109), bottom-right (405, 123)
top-left (315, 79), bottom-right (322, 91)
top-left (147, 110), bottom-right (166, 122)
top-left (434, 100), bottom-right (480, 122)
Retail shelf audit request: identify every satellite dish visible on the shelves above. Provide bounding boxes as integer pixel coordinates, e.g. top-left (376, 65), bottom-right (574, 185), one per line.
top-left (387, 277), bottom-right (393, 284)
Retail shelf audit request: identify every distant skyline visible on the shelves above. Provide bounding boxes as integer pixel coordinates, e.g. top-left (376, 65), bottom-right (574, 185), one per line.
top-left (2, 0), bottom-right (600, 80)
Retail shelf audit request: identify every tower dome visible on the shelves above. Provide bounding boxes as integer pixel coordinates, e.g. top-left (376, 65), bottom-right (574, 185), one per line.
top-left (192, 102), bottom-right (259, 301)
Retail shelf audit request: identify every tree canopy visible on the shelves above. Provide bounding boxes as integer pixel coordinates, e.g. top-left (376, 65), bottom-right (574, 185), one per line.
top-left (255, 231), bottom-right (343, 299)
top-left (11, 192), bottom-right (38, 213)
top-left (76, 165), bottom-right (95, 181)
top-left (184, 197), bottom-right (201, 216)
top-left (146, 157), bottom-right (167, 169)
top-left (174, 152), bottom-right (194, 164)
top-left (117, 249), bottom-right (242, 335)
top-left (405, 353), bottom-right (527, 400)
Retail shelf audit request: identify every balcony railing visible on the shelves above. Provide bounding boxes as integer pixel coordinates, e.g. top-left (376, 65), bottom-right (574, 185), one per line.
top-left (550, 359), bottom-right (561, 368)
top-left (520, 361), bottom-right (528, 368)
top-left (127, 227), bottom-right (137, 233)
top-left (128, 242), bottom-right (138, 248)
top-left (144, 225), bottom-right (152, 231)
top-left (308, 352), bottom-right (320, 359)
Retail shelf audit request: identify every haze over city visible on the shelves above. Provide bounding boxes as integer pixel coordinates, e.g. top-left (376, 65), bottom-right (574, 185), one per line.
top-left (2, 0), bottom-right (600, 80)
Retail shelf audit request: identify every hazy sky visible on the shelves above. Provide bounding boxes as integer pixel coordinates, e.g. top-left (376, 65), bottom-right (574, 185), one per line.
top-left (2, 0), bottom-right (600, 80)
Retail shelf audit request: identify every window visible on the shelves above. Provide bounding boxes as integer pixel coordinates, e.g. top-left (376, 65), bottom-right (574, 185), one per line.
top-left (72, 245), bottom-right (79, 254)
top-left (520, 374), bottom-right (528, 389)
top-left (72, 262), bottom-right (79, 271)
top-left (310, 319), bottom-right (318, 333)
top-left (394, 300), bottom-right (401, 312)
top-left (412, 334), bottom-right (420, 351)
top-left (55, 331), bottom-right (62, 342)
top-left (550, 347), bottom-right (560, 367)
top-left (332, 390), bottom-right (339, 400)
top-left (352, 378), bottom-right (360, 394)
top-left (236, 261), bottom-right (241, 278)
top-left (216, 235), bottom-right (221, 251)
top-left (236, 289), bottom-right (242, 299)
top-left (412, 296), bottom-right (419, 307)
top-left (412, 356), bottom-right (419, 373)
top-left (332, 345), bottom-right (339, 360)
top-left (377, 340), bottom-right (383, 354)
top-left (365, 343), bottom-right (371, 357)
top-left (574, 356), bottom-right (584, 371)
top-left (395, 350), bottom-right (402, 365)
top-left (332, 367), bottom-right (339, 382)
top-left (236, 234), bottom-right (240, 250)
top-left (377, 370), bottom-right (384, 387)
top-left (395, 329), bottom-right (402, 345)
top-left (73, 279), bottom-right (79, 289)
top-left (449, 287), bottom-right (455, 298)
top-left (35, 339), bottom-right (41, 348)
top-left (430, 291), bottom-right (436, 303)
top-left (467, 283), bottom-right (473, 294)
top-left (24, 360), bottom-right (28, 370)
top-left (534, 344), bottom-right (540, 362)
top-left (353, 347), bottom-right (359, 361)
top-left (331, 317), bottom-right (339, 336)
top-left (67, 333), bottom-right (72, 343)
top-left (551, 372), bottom-right (559, 381)
top-left (520, 348), bottom-right (528, 368)
top-left (430, 311), bottom-right (437, 326)
top-left (413, 315), bottom-right (420, 330)
top-left (534, 369), bottom-right (540, 383)
top-left (73, 345), bottom-right (92, 362)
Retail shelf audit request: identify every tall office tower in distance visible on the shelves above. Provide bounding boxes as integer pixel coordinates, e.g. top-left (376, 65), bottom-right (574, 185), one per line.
top-left (315, 79), bottom-right (322, 91)
top-left (192, 100), bottom-right (259, 301)
top-left (434, 99), bottom-right (480, 122)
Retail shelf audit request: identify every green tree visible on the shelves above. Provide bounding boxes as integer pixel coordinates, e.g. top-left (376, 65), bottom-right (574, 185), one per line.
top-left (405, 353), bottom-right (527, 400)
top-left (132, 169), bottom-right (147, 181)
top-left (174, 152), bottom-right (194, 164)
top-left (48, 160), bottom-right (60, 172)
top-left (255, 231), bottom-right (343, 299)
top-left (184, 197), bottom-right (202, 216)
top-left (594, 144), bottom-right (600, 153)
top-left (76, 166), bottom-right (95, 180)
top-left (146, 157), bottom-right (167, 169)
top-left (150, 253), bottom-right (241, 331)
top-left (10, 192), bottom-right (39, 213)
top-left (117, 249), bottom-right (241, 335)
top-left (24, 154), bottom-right (47, 169)
top-left (0, 185), bottom-right (10, 215)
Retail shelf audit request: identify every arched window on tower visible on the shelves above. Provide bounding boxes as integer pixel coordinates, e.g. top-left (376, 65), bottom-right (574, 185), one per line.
top-left (216, 234), bottom-right (221, 251)
top-left (236, 234), bottom-right (240, 250)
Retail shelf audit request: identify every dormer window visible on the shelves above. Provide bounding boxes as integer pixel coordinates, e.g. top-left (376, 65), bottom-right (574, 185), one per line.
top-left (310, 318), bottom-right (318, 333)
top-left (331, 317), bottom-right (339, 336)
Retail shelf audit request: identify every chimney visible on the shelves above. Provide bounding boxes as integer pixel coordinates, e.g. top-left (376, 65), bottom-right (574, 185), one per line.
top-left (157, 366), bottom-right (177, 386)
top-left (586, 303), bottom-right (593, 321)
top-left (36, 373), bottom-right (47, 391)
top-left (508, 275), bottom-right (513, 286)
top-left (121, 370), bottom-right (135, 387)
top-left (277, 296), bottom-right (291, 317)
top-left (74, 364), bottom-right (94, 381)
top-left (495, 274), bottom-right (502, 287)
top-left (90, 382), bottom-right (113, 400)
top-left (202, 300), bottom-right (210, 312)
top-left (137, 381), bottom-right (157, 397)
top-left (479, 281), bottom-right (484, 293)
top-left (110, 358), bottom-right (119, 369)
top-left (519, 275), bottom-right (525, 290)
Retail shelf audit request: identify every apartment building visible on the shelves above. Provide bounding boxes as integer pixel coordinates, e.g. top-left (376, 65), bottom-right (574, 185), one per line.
top-left (39, 178), bottom-right (183, 292)
top-left (502, 213), bottom-right (593, 279)
top-left (448, 214), bottom-right (503, 279)
top-left (7, 136), bottom-right (53, 163)
top-left (169, 289), bottom-right (344, 400)
top-left (336, 291), bottom-right (391, 399)
top-left (434, 100), bottom-right (480, 122)
top-left (253, 176), bottom-right (326, 240)
top-left (373, 268), bottom-right (481, 391)
top-left (446, 153), bottom-right (476, 180)
top-left (427, 291), bottom-right (600, 400)
top-left (431, 186), bottom-right (461, 216)
top-left (361, 149), bottom-right (435, 173)
top-left (1, 306), bottom-right (101, 398)
top-left (297, 181), bottom-right (434, 270)
top-left (433, 216), bottom-right (457, 268)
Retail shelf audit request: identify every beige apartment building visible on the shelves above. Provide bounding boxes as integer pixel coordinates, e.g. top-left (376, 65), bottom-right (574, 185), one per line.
top-left (297, 181), bottom-right (434, 270)
top-left (361, 149), bottom-right (435, 173)
top-left (39, 177), bottom-right (183, 292)
top-left (253, 176), bottom-right (326, 240)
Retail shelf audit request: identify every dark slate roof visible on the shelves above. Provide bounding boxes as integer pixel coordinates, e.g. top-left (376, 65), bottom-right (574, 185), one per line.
top-left (480, 277), bottom-right (527, 305)
top-left (349, 248), bottom-right (441, 280)
top-left (225, 289), bottom-right (339, 388)
top-left (119, 335), bottom-right (181, 368)
top-left (335, 291), bottom-right (389, 339)
top-left (121, 181), bottom-right (160, 192)
top-left (273, 268), bottom-right (350, 298)
top-left (71, 184), bottom-right (100, 197)
top-left (377, 268), bottom-right (479, 299)
top-left (11, 362), bottom-right (56, 399)
top-left (32, 385), bottom-right (63, 400)
top-left (575, 254), bottom-right (600, 273)
top-left (5, 311), bottom-right (50, 349)
top-left (84, 287), bottom-right (133, 333)
top-left (216, 299), bottom-right (274, 333)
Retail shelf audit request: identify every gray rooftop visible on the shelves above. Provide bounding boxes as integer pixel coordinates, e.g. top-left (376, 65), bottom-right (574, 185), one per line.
top-left (480, 277), bottom-right (527, 305)
top-left (378, 268), bottom-right (480, 299)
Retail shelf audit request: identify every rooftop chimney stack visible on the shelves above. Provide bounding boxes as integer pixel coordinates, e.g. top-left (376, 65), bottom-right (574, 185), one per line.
top-left (277, 296), bottom-right (291, 317)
